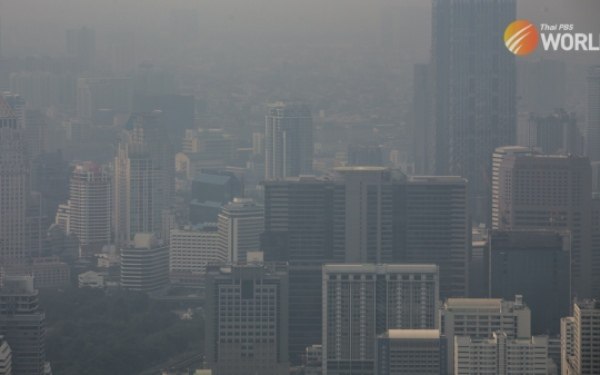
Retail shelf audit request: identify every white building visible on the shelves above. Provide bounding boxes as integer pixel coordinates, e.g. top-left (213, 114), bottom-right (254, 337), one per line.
top-left (217, 198), bottom-right (263, 263)
top-left (441, 296), bottom-right (531, 374)
top-left (455, 332), bottom-right (548, 375)
top-left (562, 300), bottom-right (600, 375)
top-left (120, 233), bottom-right (169, 292)
top-left (169, 224), bottom-right (225, 283)
top-left (322, 264), bottom-right (440, 375)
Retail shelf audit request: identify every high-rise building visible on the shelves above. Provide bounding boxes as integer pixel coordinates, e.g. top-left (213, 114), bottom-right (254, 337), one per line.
top-left (76, 77), bottom-right (132, 120)
top-left (562, 300), bottom-right (600, 375)
top-left (376, 329), bottom-right (447, 375)
top-left (0, 335), bottom-right (11, 375)
top-left (64, 162), bottom-right (111, 256)
top-left (0, 276), bottom-right (46, 375)
top-left (492, 149), bottom-right (594, 298)
top-left (262, 170), bottom-right (470, 362)
top-left (489, 229), bottom-right (570, 335)
top-left (113, 112), bottom-right (173, 245)
top-left (169, 224), bottom-right (225, 284)
top-left (0, 96), bottom-right (28, 265)
top-left (454, 331), bottom-right (548, 375)
top-left (441, 296), bottom-right (531, 374)
top-left (403, 176), bottom-right (470, 298)
top-left (322, 264), bottom-right (440, 375)
top-left (528, 110), bottom-right (582, 156)
top-left (217, 198), bottom-right (263, 263)
top-left (587, 65), bottom-right (600, 162)
top-left (120, 233), bottom-right (169, 292)
top-left (432, 0), bottom-right (516, 221)
top-left (560, 316), bottom-right (575, 375)
top-left (204, 263), bottom-right (289, 375)
top-left (412, 63), bottom-right (434, 175)
top-left (265, 102), bottom-right (313, 180)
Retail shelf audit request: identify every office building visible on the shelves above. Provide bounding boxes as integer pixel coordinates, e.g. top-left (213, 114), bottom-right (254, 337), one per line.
top-left (265, 102), bottom-right (313, 179)
top-left (64, 162), bottom-right (111, 256)
top-left (76, 77), bottom-right (132, 119)
top-left (0, 336), bottom-right (11, 375)
top-left (492, 149), bottom-right (594, 298)
top-left (489, 230), bottom-right (570, 335)
top-left (204, 263), bottom-right (289, 375)
top-left (0, 96), bottom-right (28, 265)
top-left (217, 198), bottom-right (263, 263)
top-left (412, 63), bottom-right (434, 175)
top-left (376, 329), bottom-right (446, 375)
top-left (441, 296), bottom-right (531, 374)
top-left (120, 233), bottom-right (169, 292)
top-left (262, 170), bottom-right (469, 362)
top-left (322, 264), bottom-right (440, 375)
top-left (169, 224), bottom-right (225, 284)
top-left (403, 176), bottom-right (469, 298)
top-left (133, 94), bottom-right (194, 139)
top-left (562, 300), bottom-right (600, 375)
top-left (587, 65), bottom-right (600, 162)
top-left (432, 0), bottom-right (516, 221)
top-left (113, 112), bottom-right (173, 245)
top-left (0, 276), bottom-right (46, 375)
top-left (528, 109), bottom-right (582, 155)
top-left (454, 332), bottom-right (548, 375)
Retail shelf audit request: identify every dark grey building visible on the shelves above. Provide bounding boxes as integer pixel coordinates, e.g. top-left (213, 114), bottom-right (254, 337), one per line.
top-left (0, 276), bottom-right (46, 375)
top-left (528, 109), bottom-right (582, 156)
top-left (432, 0), bottom-right (516, 222)
top-left (412, 63), bottom-right (434, 175)
top-left (489, 230), bottom-right (571, 335)
top-left (205, 263), bottom-right (289, 375)
top-left (265, 102), bottom-right (313, 180)
top-left (346, 144), bottom-right (383, 167)
top-left (376, 329), bottom-right (447, 375)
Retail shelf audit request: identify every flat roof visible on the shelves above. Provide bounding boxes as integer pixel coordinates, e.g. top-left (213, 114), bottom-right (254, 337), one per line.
top-left (446, 298), bottom-right (502, 309)
top-left (385, 329), bottom-right (440, 340)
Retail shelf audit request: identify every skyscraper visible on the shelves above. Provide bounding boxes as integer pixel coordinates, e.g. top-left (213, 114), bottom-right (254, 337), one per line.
top-left (65, 26), bottom-right (96, 71)
top-left (205, 263), bottom-right (289, 375)
top-left (489, 229), bottom-right (570, 335)
top-left (65, 162), bottom-right (111, 256)
top-left (412, 63), bottom-right (434, 175)
top-left (432, 0), bottom-right (516, 221)
top-left (587, 66), bottom-right (600, 162)
top-left (492, 149), bottom-right (594, 298)
top-left (322, 264), bottom-right (440, 375)
top-left (0, 96), bottom-right (28, 265)
top-left (265, 102), bottom-right (313, 180)
top-left (440, 296), bottom-right (531, 374)
top-left (113, 112), bottom-right (173, 245)
top-left (217, 198), bottom-right (263, 263)
top-left (0, 276), bottom-right (46, 375)
top-left (402, 176), bottom-right (470, 298)
top-left (562, 300), bottom-right (600, 375)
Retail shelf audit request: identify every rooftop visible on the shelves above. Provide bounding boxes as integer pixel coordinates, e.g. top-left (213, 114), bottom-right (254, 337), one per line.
top-left (384, 329), bottom-right (440, 340)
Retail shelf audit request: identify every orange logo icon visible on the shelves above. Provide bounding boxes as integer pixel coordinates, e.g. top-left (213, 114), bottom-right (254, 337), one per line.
top-left (504, 20), bottom-right (539, 56)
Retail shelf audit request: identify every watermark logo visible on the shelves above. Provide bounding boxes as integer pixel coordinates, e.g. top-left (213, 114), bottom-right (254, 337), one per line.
top-left (504, 19), bottom-right (539, 56)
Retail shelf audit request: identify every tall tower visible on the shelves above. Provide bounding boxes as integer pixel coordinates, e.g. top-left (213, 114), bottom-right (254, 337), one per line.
top-left (67, 162), bottom-right (111, 256)
top-left (432, 0), bottom-right (516, 221)
top-left (217, 198), bottom-right (264, 263)
top-left (113, 112), bottom-right (173, 245)
top-left (493, 150), bottom-right (594, 298)
top-left (265, 102), bottom-right (313, 180)
top-left (0, 96), bottom-right (28, 264)
top-left (0, 276), bottom-right (47, 375)
top-left (587, 66), bottom-right (600, 162)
